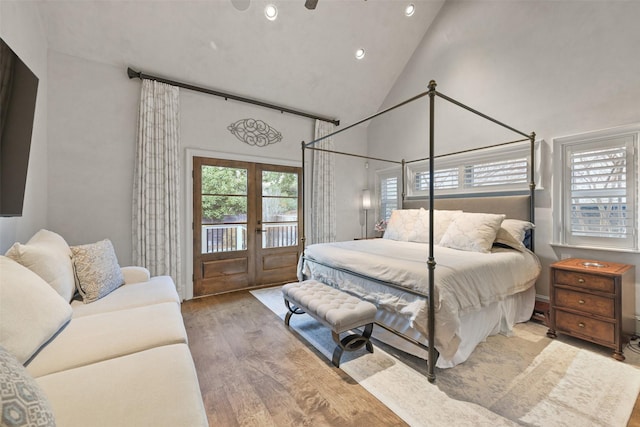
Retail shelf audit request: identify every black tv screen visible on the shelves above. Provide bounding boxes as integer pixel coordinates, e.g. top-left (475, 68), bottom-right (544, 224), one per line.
top-left (0, 37), bottom-right (39, 217)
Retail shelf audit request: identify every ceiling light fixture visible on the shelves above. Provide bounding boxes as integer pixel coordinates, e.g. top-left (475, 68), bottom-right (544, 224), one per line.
top-left (265, 4), bottom-right (278, 21)
top-left (355, 48), bottom-right (366, 60)
top-left (405, 3), bottom-right (415, 17)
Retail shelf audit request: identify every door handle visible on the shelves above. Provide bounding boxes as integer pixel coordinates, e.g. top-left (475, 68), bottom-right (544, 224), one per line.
top-left (256, 228), bottom-right (267, 234)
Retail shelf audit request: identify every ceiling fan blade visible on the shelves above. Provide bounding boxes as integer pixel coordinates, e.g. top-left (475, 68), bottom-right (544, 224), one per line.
top-left (305, 0), bottom-right (318, 10)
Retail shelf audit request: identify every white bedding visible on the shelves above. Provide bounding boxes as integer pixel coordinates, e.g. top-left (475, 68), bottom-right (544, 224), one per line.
top-left (298, 239), bottom-right (541, 367)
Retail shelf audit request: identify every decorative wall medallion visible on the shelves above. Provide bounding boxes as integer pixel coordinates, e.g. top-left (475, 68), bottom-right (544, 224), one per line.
top-left (227, 118), bottom-right (283, 147)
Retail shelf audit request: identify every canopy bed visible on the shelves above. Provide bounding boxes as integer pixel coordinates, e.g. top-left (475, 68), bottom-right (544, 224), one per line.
top-left (298, 80), bottom-right (540, 383)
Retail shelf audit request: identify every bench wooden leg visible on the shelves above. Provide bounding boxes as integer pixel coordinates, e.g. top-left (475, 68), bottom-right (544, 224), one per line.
top-left (331, 323), bottom-right (374, 368)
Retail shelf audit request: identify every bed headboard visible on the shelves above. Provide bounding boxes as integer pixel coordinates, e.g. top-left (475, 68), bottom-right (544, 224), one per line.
top-left (403, 195), bottom-right (531, 221)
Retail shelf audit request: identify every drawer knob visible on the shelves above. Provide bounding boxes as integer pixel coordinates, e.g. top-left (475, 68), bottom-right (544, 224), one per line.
top-left (578, 322), bottom-right (585, 328)
top-left (578, 299), bottom-right (585, 304)
top-left (577, 278), bottom-right (585, 283)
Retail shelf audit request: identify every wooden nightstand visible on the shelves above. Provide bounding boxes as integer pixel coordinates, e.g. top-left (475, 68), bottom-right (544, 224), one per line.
top-left (547, 258), bottom-right (636, 361)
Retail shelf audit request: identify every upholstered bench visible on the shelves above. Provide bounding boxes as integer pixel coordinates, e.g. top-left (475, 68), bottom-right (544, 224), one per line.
top-left (282, 280), bottom-right (377, 367)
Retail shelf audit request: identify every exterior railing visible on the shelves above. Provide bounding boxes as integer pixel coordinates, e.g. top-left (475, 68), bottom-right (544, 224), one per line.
top-left (202, 223), bottom-right (297, 253)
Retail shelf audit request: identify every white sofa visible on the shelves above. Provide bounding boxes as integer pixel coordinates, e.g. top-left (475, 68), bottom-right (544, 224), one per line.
top-left (0, 230), bottom-right (208, 427)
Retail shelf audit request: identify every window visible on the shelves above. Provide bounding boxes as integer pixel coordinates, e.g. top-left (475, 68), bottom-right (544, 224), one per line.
top-left (553, 125), bottom-right (639, 251)
top-left (408, 141), bottom-right (532, 197)
top-left (376, 168), bottom-right (401, 220)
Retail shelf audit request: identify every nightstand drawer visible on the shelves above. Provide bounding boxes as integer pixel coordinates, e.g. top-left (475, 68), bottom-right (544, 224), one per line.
top-left (554, 270), bottom-right (614, 293)
top-left (554, 288), bottom-right (614, 318)
top-left (555, 310), bottom-right (615, 345)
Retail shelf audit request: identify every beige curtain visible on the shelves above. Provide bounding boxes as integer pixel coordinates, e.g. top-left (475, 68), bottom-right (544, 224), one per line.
top-left (132, 79), bottom-right (182, 297)
top-left (310, 120), bottom-right (336, 244)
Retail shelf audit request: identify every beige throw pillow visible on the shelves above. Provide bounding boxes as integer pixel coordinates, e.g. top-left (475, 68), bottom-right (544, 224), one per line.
top-left (5, 229), bottom-right (76, 302)
top-left (71, 239), bottom-right (124, 304)
top-left (0, 256), bottom-right (72, 364)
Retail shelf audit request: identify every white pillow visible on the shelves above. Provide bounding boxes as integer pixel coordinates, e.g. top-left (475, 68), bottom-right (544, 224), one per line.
top-left (411, 209), bottom-right (463, 244)
top-left (71, 239), bottom-right (124, 304)
top-left (0, 256), bottom-right (72, 364)
top-left (494, 219), bottom-right (535, 252)
top-left (383, 209), bottom-right (421, 241)
top-left (5, 229), bottom-right (76, 302)
top-left (440, 212), bottom-right (506, 253)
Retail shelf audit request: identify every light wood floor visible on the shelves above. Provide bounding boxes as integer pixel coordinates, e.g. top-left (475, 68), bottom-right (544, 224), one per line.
top-left (182, 290), bottom-right (640, 427)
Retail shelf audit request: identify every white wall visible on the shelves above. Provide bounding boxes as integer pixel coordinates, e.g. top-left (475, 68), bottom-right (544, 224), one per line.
top-left (0, 1), bottom-right (48, 252)
top-left (46, 51), bottom-right (366, 298)
top-left (368, 1), bottom-right (640, 322)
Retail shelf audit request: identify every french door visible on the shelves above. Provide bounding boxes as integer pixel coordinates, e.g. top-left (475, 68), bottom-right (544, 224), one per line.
top-left (193, 157), bottom-right (302, 297)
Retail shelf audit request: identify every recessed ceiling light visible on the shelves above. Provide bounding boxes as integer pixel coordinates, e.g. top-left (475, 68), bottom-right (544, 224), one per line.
top-left (355, 48), bottom-right (366, 60)
top-left (265, 4), bottom-right (278, 21)
top-left (405, 3), bottom-right (415, 17)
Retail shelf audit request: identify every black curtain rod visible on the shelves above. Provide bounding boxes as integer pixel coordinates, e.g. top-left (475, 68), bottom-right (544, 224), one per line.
top-left (127, 67), bottom-right (340, 126)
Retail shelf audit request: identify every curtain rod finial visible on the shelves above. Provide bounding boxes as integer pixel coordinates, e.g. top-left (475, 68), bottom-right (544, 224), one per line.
top-left (127, 67), bottom-right (141, 80)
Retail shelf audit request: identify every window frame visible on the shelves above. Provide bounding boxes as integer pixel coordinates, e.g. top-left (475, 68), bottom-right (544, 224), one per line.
top-left (552, 124), bottom-right (639, 252)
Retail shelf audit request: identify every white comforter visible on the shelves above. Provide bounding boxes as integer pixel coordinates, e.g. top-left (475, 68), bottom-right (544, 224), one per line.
top-left (298, 239), bottom-right (541, 362)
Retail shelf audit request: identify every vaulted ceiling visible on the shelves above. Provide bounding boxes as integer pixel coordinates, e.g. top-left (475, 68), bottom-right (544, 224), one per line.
top-left (39, 0), bottom-right (444, 124)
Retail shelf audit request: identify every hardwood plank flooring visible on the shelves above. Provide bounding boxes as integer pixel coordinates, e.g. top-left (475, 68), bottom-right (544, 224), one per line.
top-left (183, 291), bottom-right (640, 427)
top-left (182, 291), bottom-right (407, 427)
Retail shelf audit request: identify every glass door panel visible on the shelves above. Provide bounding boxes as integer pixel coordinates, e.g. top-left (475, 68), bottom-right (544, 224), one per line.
top-left (261, 171), bottom-right (298, 249)
top-left (200, 165), bottom-right (248, 253)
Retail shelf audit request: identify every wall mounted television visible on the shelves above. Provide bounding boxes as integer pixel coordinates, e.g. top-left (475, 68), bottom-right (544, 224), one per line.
top-left (0, 36), bottom-right (39, 217)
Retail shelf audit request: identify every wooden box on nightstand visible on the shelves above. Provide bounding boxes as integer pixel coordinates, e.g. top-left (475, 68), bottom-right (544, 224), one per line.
top-left (547, 258), bottom-right (636, 361)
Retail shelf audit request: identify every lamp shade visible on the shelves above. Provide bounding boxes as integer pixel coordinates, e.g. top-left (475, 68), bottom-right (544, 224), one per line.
top-left (362, 189), bottom-right (372, 210)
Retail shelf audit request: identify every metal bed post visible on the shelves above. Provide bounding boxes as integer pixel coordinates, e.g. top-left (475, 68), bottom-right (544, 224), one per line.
top-left (301, 141), bottom-right (306, 247)
top-left (529, 132), bottom-right (536, 252)
top-left (427, 80), bottom-right (437, 383)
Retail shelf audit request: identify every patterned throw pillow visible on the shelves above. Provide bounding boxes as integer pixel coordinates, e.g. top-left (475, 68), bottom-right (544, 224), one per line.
top-left (411, 209), bottom-right (463, 244)
top-left (440, 212), bottom-right (506, 253)
top-left (0, 345), bottom-right (56, 427)
top-left (382, 209), bottom-right (421, 241)
top-left (71, 239), bottom-right (124, 304)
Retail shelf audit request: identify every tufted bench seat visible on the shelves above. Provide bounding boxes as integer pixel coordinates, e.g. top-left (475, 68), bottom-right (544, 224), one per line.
top-left (282, 280), bottom-right (377, 367)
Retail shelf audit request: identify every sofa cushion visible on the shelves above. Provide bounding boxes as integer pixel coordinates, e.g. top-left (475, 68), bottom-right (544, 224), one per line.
top-left (70, 275), bottom-right (180, 317)
top-left (5, 229), bottom-right (76, 302)
top-left (36, 344), bottom-right (208, 427)
top-left (0, 344), bottom-right (56, 427)
top-left (27, 302), bottom-right (188, 377)
top-left (71, 239), bottom-right (124, 304)
top-left (0, 256), bottom-right (73, 364)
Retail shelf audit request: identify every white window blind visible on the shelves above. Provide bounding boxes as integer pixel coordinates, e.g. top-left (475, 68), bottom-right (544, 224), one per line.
top-left (554, 126), bottom-right (639, 251)
top-left (380, 176), bottom-right (398, 220)
top-left (415, 168), bottom-right (458, 191)
top-left (407, 142), bottom-right (531, 197)
top-left (464, 158), bottom-right (528, 188)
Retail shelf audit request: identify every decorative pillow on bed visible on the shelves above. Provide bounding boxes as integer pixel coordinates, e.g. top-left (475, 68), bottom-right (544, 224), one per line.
top-left (71, 239), bottom-right (124, 304)
top-left (494, 219), bottom-right (535, 252)
top-left (411, 209), bottom-right (463, 244)
top-left (5, 229), bottom-right (76, 302)
top-left (0, 344), bottom-right (56, 427)
top-left (0, 256), bottom-right (72, 365)
top-left (383, 209), bottom-right (421, 241)
top-left (439, 212), bottom-right (506, 253)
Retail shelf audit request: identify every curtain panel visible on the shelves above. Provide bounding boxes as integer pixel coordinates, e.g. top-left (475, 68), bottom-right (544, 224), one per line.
top-left (310, 120), bottom-right (336, 244)
top-left (132, 79), bottom-right (183, 297)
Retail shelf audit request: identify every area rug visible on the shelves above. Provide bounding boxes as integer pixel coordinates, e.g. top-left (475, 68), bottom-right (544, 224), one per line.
top-left (251, 286), bottom-right (640, 427)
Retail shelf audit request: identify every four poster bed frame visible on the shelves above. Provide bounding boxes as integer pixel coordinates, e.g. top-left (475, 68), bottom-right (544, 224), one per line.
top-left (300, 80), bottom-right (536, 383)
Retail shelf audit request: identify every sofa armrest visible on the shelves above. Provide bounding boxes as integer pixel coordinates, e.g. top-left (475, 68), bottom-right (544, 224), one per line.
top-left (120, 266), bottom-right (151, 284)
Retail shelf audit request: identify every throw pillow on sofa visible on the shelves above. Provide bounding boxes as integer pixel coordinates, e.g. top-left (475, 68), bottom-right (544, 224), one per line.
top-left (71, 239), bottom-right (124, 304)
top-left (5, 229), bottom-right (76, 302)
top-left (0, 256), bottom-right (72, 365)
top-left (0, 344), bottom-right (56, 427)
